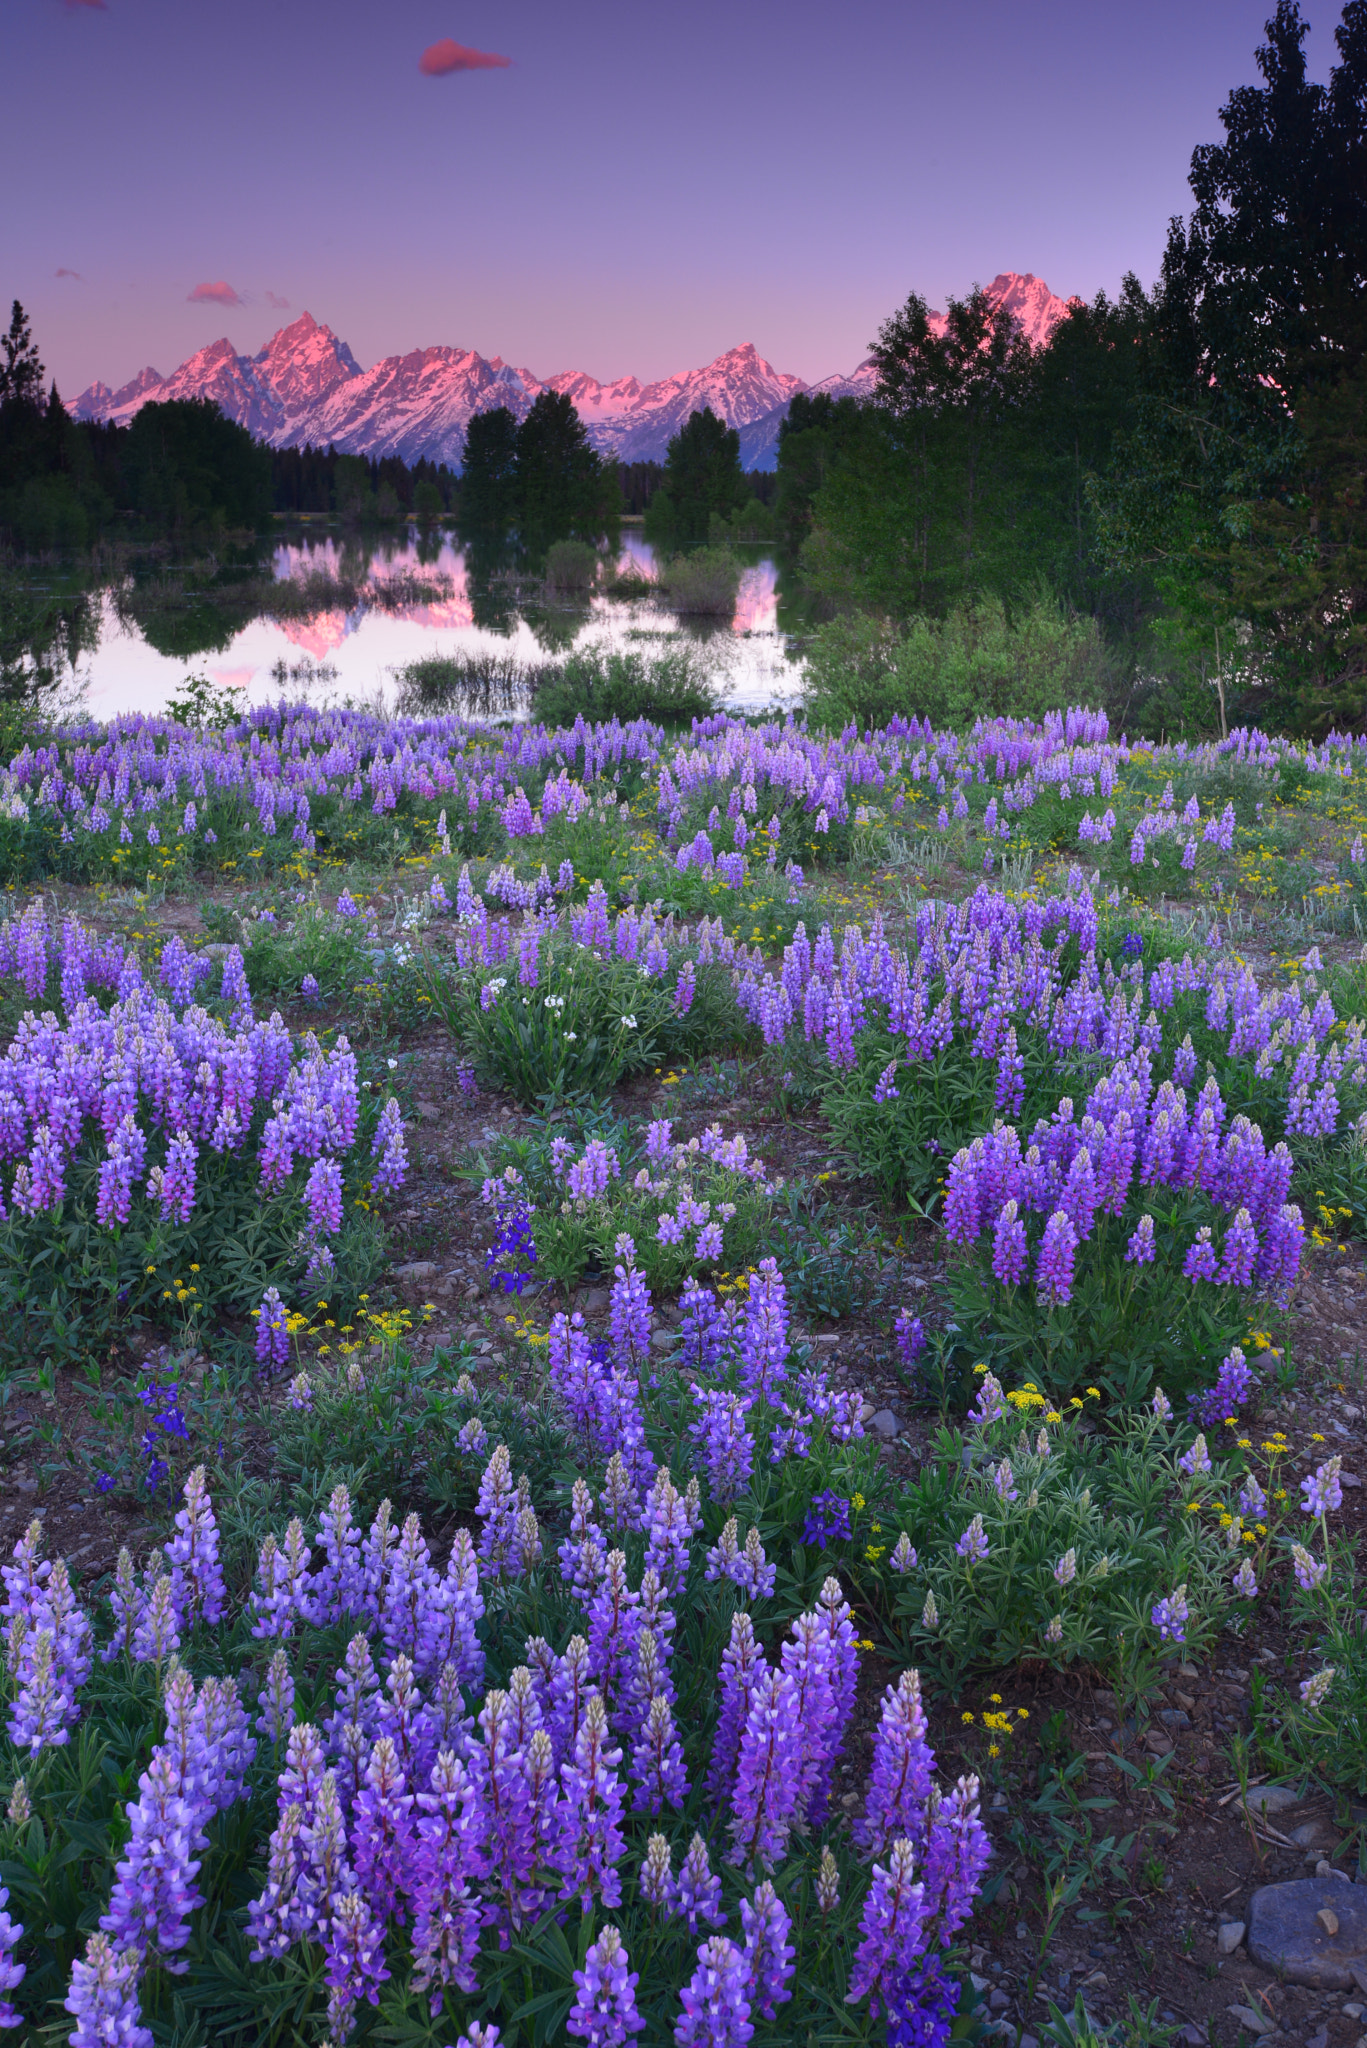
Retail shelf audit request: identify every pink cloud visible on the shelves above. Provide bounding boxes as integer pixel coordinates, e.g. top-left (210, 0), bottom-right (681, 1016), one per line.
top-left (64, 1), bottom-right (107, 10)
top-left (55, 267), bottom-right (82, 279)
top-left (419, 37), bottom-right (510, 75)
top-left (266, 290), bottom-right (291, 309)
top-left (188, 280), bottom-right (241, 306)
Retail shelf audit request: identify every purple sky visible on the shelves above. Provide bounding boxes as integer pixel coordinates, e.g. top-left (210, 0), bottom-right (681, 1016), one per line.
top-left (3, 0), bottom-right (1342, 396)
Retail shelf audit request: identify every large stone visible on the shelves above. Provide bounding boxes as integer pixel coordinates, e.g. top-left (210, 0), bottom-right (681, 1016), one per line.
top-left (1248, 1878), bottom-right (1367, 1989)
top-left (870, 1408), bottom-right (902, 1439)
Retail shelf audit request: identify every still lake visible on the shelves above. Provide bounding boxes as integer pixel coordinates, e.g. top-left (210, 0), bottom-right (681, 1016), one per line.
top-left (65, 529), bottom-right (800, 722)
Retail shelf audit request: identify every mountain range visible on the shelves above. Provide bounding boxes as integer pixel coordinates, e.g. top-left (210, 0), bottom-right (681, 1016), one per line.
top-left (69, 271), bottom-right (1073, 472)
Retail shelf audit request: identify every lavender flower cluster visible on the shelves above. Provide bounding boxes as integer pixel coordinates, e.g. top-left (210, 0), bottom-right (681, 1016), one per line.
top-left (943, 1048), bottom-right (1305, 1305)
top-left (16, 1432), bottom-right (990, 2044)
top-left (0, 909), bottom-right (408, 1274)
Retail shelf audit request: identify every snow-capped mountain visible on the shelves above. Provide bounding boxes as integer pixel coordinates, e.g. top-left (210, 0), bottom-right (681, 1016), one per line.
top-left (69, 274), bottom-right (1073, 471)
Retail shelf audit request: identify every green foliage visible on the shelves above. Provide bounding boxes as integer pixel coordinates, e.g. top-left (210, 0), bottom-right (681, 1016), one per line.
top-left (530, 644), bottom-right (717, 729)
top-left (543, 538), bottom-right (601, 593)
top-left (516, 391), bottom-right (620, 553)
top-left (654, 547), bottom-right (743, 617)
top-left (801, 594), bottom-right (1114, 733)
top-left (877, 1398), bottom-right (1234, 1691)
top-left (122, 400), bottom-right (274, 533)
top-left (164, 671), bottom-right (248, 730)
top-left (644, 407), bottom-right (749, 553)
top-left (460, 405), bottom-right (521, 533)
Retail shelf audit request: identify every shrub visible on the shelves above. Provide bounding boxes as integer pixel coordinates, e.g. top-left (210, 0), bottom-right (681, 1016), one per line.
top-left (544, 537), bottom-right (602, 593)
top-left (532, 645), bottom-right (718, 728)
top-left (802, 592), bottom-right (1114, 731)
top-left (877, 1384), bottom-right (1236, 1694)
top-left (393, 650), bottom-right (550, 715)
top-left (656, 547), bottom-right (743, 617)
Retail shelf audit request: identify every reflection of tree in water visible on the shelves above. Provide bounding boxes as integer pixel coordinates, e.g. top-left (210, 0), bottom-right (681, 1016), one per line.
top-left (392, 650), bottom-right (551, 719)
top-left (269, 655), bottom-right (340, 692)
top-left (0, 568), bottom-right (98, 713)
top-left (461, 530), bottom-right (519, 635)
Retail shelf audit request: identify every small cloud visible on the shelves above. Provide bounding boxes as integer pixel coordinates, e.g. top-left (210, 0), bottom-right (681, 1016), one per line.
top-left (266, 291), bottom-right (291, 309)
top-left (64, 1), bottom-right (107, 11)
top-left (55, 267), bottom-right (82, 280)
top-left (419, 37), bottom-right (510, 75)
top-left (188, 280), bottom-right (241, 306)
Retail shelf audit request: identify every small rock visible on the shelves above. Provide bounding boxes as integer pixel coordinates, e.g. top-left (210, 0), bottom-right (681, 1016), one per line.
top-left (394, 1260), bottom-right (438, 1281)
top-left (1179, 2028), bottom-right (1206, 2047)
top-left (1227, 2005), bottom-right (1276, 2036)
top-left (1341, 1473), bottom-right (1362, 1488)
top-left (649, 1329), bottom-right (675, 1353)
top-left (579, 1287), bottom-right (610, 1311)
top-left (1144, 1729), bottom-right (1173, 1755)
top-left (971, 1974), bottom-right (991, 1994)
top-left (1178, 1660), bottom-right (1199, 1678)
top-left (1015, 1922), bottom-right (1029, 1942)
top-left (840, 1792), bottom-right (859, 1811)
top-left (990, 1791), bottom-right (1009, 1812)
top-left (415, 1098), bottom-right (441, 1118)
top-left (1220, 1922), bottom-right (1247, 1954)
top-left (1245, 1785), bottom-right (1305, 1814)
top-left (870, 1408), bottom-right (902, 1439)
top-left (1345, 2005), bottom-right (1365, 2021)
top-left (1320, 1911), bottom-right (1342, 1938)
top-left (1249, 1877), bottom-right (1367, 1988)
top-left (1160, 1708), bottom-right (1191, 1729)
top-left (1020, 2036), bottom-right (1040, 2048)
top-left (990, 1989), bottom-right (1011, 2012)
top-left (1306, 2029), bottom-right (1329, 2048)
top-left (1292, 1822), bottom-right (1335, 1849)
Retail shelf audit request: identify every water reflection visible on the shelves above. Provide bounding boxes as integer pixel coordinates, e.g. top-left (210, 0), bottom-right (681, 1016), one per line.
top-left (40, 529), bottom-right (800, 721)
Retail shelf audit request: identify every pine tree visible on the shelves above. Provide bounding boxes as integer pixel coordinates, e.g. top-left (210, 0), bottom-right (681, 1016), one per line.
top-left (0, 301), bottom-right (43, 409)
top-left (645, 407), bottom-right (748, 552)
top-left (460, 406), bottom-right (520, 534)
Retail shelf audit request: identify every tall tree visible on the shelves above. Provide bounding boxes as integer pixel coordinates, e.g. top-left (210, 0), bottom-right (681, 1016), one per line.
top-left (0, 303), bottom-right (43, 410)
top-left (460, 406), bottom-right (521, 533)
top-left (514, 391), bottom-right (617, 553)
top-left (1093, 1), bottom-right (1367, 729)
top-left (644, 407), bottom-right (748, 551)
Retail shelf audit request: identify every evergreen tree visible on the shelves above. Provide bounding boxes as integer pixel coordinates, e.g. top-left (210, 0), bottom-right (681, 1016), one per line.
top-left (0, 303), bottom-right (43, 409)
top-left (644, 407), bottom-right (748, 551)
top-left (514, 391), bottom-right (617, 553)
top-left (460, 406), bottom-right (520, 533)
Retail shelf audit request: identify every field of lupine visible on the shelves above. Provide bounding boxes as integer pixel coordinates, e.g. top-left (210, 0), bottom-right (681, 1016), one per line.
top-left (0, 696), bottom-right (1365, 2047)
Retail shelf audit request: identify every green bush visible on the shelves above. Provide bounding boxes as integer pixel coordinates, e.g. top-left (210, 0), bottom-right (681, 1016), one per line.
top-left (655, 548), bottom-right (743, 618)
top-left (531, 645), bottom-right (717, 728)
top-left (802, 592), bottom-right (1113, 731)
top-left (876, 1388), bottom-right (1234, 1693)
top-left (544, 538), bottom-right (601, 593)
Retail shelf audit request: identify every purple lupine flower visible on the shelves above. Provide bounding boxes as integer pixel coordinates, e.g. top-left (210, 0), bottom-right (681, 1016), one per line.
top-left (569, 1924), bottom-right (645, 2046)
top-left (1301, 1456), bottom-right (1343, 1517)
top-left (728, 1665), bottom-right (801, 1872)
top-left (1151, 1585), bottom-right (1189, 1642)
top-left (675, 1936), bottom-right (754, 2048)
top-left (801, 1490), bottom-right (851, 1548)
top-left (1292, 1543), bottom-right (1327, 1592)
top-left (351, 1734), bottom-right (418, 1924)
top-left (255, 1287), bottom-right (289, 1372)
top-left (132, 1574), bottom-right (180, 1668)
top-left (0, 1883), bottom-right (22, 2028)
top-left (873, 1060), bottom-right (900, 1103)
top-left (1178, 1434), bottom-right (1211, 1478)
top-left (968, 1371), bottom-right (1007, 1425)
top-left (689, 1385), bottom-right (754, 1505)
top-left (100, 1746), bottom-right (206, 1968)
top-left (409, 1746), bottom-right (481, 2007)
top-left (1129, 1213), bottom-right (1155, 1267)
top-left (1257, 1202), bottom-right (1305, 1293)
top-left (630, 1693), bottom-right (689, 1815)
top-left (738, 1257), bottom-right (789, 1400)
top-left (895, 1311), bottom-right (926, 1365)
top-left (150, 1129), bottom-right (198, 1224)
top-left (740, 1880), bottom-right (795, 2020)
top-left (1195, 1348), bottom-right (1254, 1428)
top-left (991, 1200), bottom-right (1027, 1286)
top-left (642, 1469), bottom-right (698, 1597)
top-left (257, 1649), bottom-right (296, 1745)
top-left (1234, 1558), bottom-right (1258, 1597)
top-left (609, 1249), bottom-right (652, 1370)
top-left (1035, 1210), bottom-right (1078, 1307)
top-left (1182, 1228), bottom-right (1220, 1283)
top-left (1239, 1472), bottom-right (1267, 1516)
top-left (381, 1511), bottom-right (439, 1664)
top-left (164, 1464), bottom-right (226, 1628)
top-left (639, 1832), bottom-right (674, 1914)
top-left (304, 1155), bottom-right (344, 1238)
top-left (1217, 1207), bottom-right (1259, 1286)
top-left (324, 1889), bottom-right (391, 2041)
top-left (96, 1113), bottom-right (146, 1227)
top-left (847, 1837), bottom-right (930, 2020)
top-left (706, 1610), bottom-right (764, 1806)
top-left (64, 1932), bottom-right (153, 2048)
top-left (475, 1444), bottom-right (520, 1582)
top-left (954, 1515), bottom-right (989, 1564)
top-left (8, 1629), bottom-right (74, 1754)
top-left (1299, 1667), bottom-right (1335, 1710)
top-left (555, 1694), bottom-right (628, 1913)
